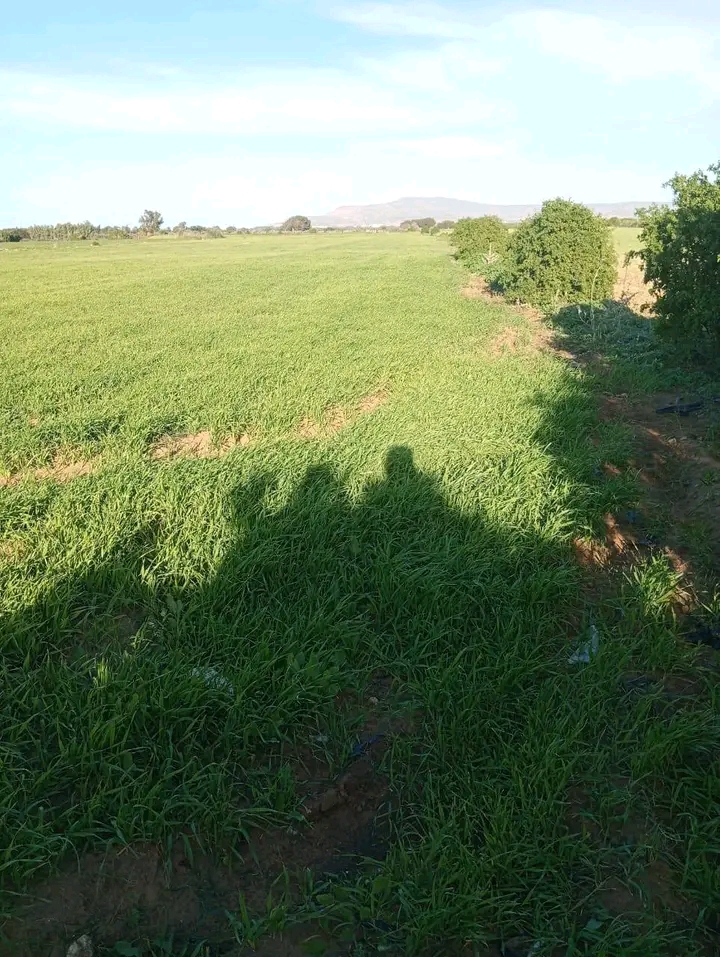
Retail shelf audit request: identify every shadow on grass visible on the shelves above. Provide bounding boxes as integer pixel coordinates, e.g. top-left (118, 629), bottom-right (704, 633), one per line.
top-left (1, 407), bottom-right (719, 954)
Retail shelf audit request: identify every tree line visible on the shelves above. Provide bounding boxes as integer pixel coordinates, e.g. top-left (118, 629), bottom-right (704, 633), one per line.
top-left (448, 159), bottom-right (720, 353)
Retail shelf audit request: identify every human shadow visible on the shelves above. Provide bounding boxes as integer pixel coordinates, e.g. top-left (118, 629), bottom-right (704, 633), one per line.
top-left (3, 430), bottom-right (716, 954)
top-left (1, 442), bottom-right (582, 950)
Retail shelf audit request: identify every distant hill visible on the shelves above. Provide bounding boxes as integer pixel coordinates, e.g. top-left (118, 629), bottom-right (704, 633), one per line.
top-left (310, 197), bottom-right (651, 227)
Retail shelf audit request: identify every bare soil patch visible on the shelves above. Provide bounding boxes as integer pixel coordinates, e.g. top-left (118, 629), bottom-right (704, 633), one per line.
top-left (614, 259), bottom-right (654, 314)
top-left (3, 769), bottom-right (387, 955)
top-left (462, 276), bottom-right (561, 358)
top-left (602, 393), bottom-right (720, 569)
top-left (490, 326), bottom-right (521, 356)
top-left (461, 275), bottom-right (494, 300)
top-left (2, 690), bottom-right (410, 956)
top-left (151, 430), bottom-right (252, 460)
top-left (296, 389), bottom-right (390, 440)
top-left (0, 451), bottom-right (98, 487)
top-left (0, 536), bottom-right (28, 563)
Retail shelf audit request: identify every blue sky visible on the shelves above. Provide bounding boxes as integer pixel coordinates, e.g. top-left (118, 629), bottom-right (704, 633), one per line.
top-left (2, 0), bottom-right (719, 225)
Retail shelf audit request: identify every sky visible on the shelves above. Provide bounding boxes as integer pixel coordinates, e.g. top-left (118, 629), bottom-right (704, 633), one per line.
top-left (2, 0), bottom-right (719, 226)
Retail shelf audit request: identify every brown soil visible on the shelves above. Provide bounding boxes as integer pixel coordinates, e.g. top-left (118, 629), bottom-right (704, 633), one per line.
top-left (601, 393), bottom-right (720, 570)
top-left (489, 326), bottom-right (521, 356)
top-left (595, 859), bottom-right (690, 920)
top-left (462, 276), bottom-right (564, 358)
top-left (296, 389), bottom-right (390, 441)
top-left (567, 785), bottom-right (691, 924)
top-left (614, 259), bottom-right (654, 314)
top-left (2, 690), bottom-right (410, 956)
top-left (151, 430), bottom-right (252, 460)
top-left (0, 451), bottom-right (98, 487)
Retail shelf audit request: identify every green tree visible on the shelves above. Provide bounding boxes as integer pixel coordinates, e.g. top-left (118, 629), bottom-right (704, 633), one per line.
top-left (282, 215), bottom-right (311, 232)
top-left (139, 210), bottom-right (164, 235)
top-left (635, 162), bottom-right (720, 352)
top-left (501, 199), bottom-right (616, 310)
top-left (449, 216), bottom-right (509, 276)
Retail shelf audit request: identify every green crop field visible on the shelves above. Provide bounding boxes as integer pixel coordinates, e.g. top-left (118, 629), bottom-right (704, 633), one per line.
top-left (1, 234), bottom-right (717, 956)
top-left (612, 227), bottom-right (641, 260)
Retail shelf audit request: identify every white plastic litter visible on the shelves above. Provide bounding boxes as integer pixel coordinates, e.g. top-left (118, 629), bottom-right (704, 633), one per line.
top-left (190, 666), bottom-right (235, 697)
top-left (568, 624), bottom-right (600, 665)
top-left (67, 936), bottom-right (93, 957)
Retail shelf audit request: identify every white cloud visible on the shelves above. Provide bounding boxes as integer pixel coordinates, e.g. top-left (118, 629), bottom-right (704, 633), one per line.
top-left (0, 71), bottom-right (421, 135)
top-left (0, 60), bottom-right (506, 136)
top-left (357, 43), bottom-right (505, 91)
top-left (333, 3), bottom-right (720, 94)
top-left (330, 2), bottom-right (483, 39)
top-left (385, 136), bottom-right (512, 159)
top-left (510, 9), bottom-right (720, 90)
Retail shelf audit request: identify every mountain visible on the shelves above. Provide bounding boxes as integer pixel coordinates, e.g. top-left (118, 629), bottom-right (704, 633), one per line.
top-left (310, 197), bottom-right (650, 227)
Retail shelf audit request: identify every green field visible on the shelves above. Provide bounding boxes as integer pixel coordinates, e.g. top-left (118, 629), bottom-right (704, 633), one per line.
top-left (612, 227), bottom-right (641, 260)
top-left (1, 235), bottom-right (717, 956)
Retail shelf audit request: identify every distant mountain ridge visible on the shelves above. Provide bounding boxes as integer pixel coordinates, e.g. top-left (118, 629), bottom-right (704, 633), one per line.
top-left (310, 196), bottom-right (651, 227)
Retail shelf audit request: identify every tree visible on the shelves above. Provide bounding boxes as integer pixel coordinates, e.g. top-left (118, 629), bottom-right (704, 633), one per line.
top-left (500, 199), bottom-right (617, 311)
top-left (282, 215), bottom-right (311, 232)
top-left (449, 216), bottom-right (509, 276)
top-left (400, 218), bottom-right (435, 231)
top-left (635, 162), bottom-right (720, 352)
top-left (139, 210), bottom-right (164, 235)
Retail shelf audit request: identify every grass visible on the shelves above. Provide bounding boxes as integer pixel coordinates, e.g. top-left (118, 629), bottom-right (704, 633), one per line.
top-left (611, 227), bottom-right (641, 260)
top-left (1, 233), bottom-right (718, 956)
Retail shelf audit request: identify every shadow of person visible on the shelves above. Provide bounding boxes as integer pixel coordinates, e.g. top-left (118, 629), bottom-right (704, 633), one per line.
top-left (0, 442), bottom-right (577, 953)
top-left (196, 442), bottom-right (568, 697)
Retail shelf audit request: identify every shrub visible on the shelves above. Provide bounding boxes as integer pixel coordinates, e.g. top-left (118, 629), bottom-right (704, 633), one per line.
top-left (449, 216), bottom-right (509, 277)
top-left (635, 162), bottom-right (720, 352)
top-left (0, 229), bottom-right (24, 242)
top-left (282, 215), bottom-right (311, 232)
top-left (500, 199), bottom-right (617, 311)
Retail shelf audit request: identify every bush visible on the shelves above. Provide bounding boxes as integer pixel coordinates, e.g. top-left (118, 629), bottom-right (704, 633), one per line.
top-left (635, 162), bottom-right (720, 352)
top-left (500, 199), bottom-right (616, 311)
top-left (282, 215), bottom-right (311, 232)
top-left (449, 217), bottom-right (509, 277)
top-left (0, 229), bottom-right (23, 242)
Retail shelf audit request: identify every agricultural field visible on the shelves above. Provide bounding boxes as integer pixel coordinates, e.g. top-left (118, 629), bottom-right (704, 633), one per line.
top-left (611, 227), bottom-right (641, 259)
top-left (1, 233), bottom-right (718, 957)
